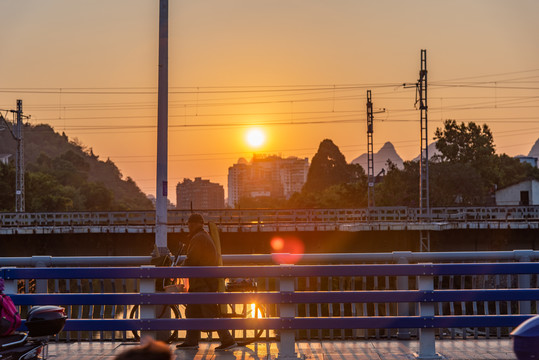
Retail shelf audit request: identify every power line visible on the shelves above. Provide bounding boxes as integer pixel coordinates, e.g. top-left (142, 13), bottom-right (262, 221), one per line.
top-left (432, 83), bottom-right (539, 90)
top-left (432, 68), bottom-right (539, 83)
top-left (0, 83), bottom-right (403, 95)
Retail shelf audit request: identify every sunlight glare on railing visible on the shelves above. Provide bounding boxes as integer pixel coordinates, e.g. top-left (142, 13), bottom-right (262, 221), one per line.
top-left (249, 303), bottom-right (264, 319)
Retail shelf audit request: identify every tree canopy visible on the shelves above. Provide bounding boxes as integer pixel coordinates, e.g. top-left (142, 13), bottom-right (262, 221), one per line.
top-left (434, 120), bottom-right (495, 164)
top-left (0, 123), bottom-right (152, 212)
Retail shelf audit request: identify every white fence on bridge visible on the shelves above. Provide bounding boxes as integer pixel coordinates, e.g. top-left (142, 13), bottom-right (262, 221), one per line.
top-left (1, 206), bottom-right (538, 234)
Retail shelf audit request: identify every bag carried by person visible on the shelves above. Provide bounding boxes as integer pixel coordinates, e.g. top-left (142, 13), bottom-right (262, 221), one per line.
top-left (0, 292), bottom-right (21, 336)
top-left (150, 245), bottom-right (174, 292)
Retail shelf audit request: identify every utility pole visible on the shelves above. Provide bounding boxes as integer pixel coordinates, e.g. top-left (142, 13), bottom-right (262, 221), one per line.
top-left (0, 100), bottom-right (27, 212)
top-left (155, 0), bottom-right (170, 255)
top-left (418, 49), bottom-right (430, 252)
top-left (418, 49), bottom-right (429, 221)
top-left (15, 100), bottom-right (25, 212)
top-left (403, 50), bottom-right (430, 251)
top-left (366, 90), bottom-right (375, 208)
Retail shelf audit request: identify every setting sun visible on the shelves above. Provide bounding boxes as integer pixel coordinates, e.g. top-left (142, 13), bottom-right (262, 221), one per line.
top-left (246, 128), bottom-right (266, 148)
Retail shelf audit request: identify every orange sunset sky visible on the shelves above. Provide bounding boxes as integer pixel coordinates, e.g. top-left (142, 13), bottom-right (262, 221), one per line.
top-left (1, 1), bottom-right (538, 201)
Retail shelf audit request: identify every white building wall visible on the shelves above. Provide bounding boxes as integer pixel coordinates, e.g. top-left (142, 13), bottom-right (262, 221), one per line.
top-left (495, 180), bottom-right (538, 205)
top-left (533, 180), bottom-right (539, 205)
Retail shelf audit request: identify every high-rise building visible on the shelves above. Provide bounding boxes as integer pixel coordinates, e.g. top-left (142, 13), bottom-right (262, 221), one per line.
top-left (176, 177), bottom-right (225, 209)
top-left (227, 155), bottom-right (309, 207)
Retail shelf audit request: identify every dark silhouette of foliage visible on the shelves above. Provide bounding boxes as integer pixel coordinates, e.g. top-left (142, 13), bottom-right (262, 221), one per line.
top-left (375, 160), bottom-right (419, 207)
top-left (434, 120), bottom-right (495, 164)
top-left (374, 122), bottom-right (539, 207)
top-left (302, 139), bottom-right (364, 193)
top-left (0, 163), bottom-right (15, 211)
top-left (0, 123), bottom-right (152, 211)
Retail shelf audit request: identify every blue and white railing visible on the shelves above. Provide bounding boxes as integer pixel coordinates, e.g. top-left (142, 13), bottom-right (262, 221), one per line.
top-left (2, 260), bottom-right (539, 359)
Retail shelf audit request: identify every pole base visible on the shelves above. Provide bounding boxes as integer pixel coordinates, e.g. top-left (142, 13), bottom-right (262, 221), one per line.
top-left (413, 352), bottom-right (443, 359)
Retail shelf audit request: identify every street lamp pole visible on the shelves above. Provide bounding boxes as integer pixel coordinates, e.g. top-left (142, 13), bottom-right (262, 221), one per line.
top-left (155, 0), bottom-right (169, 255)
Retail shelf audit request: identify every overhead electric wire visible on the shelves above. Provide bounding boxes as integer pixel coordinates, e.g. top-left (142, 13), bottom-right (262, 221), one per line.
top-left (432, 83), bottom-right (539, 90)
top-left (432, 68), bottom-right (539, 83)
top-left (0, 83), bottom-right (403, 95)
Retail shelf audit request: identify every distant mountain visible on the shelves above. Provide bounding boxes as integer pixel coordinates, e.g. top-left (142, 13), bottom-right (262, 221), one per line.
top-left (528, 138), bottom-right (539, 160)
top-left (412, 142), bottom-right (441, 162)
top-left (351, 142), bottom-right (404, 173)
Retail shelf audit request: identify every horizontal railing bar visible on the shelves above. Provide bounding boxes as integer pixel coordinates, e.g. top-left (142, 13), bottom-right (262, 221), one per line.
top-left (2, 250), bottom-right (539, 267)
top-left (12, 289), bottom-right (539, 305)
top-left (10, 292), bottom-right (278, 305)
top-left (48, 315), bottom-right (533, 332)
top-left (0, 256), bottom-right (152, 267)
top-left (4, 262), bottom-right (539, 279)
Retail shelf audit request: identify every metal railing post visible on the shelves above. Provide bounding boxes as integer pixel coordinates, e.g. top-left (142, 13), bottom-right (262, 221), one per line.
top-left (515, 250), bottom-right (533, 314)
top-left (2, 268), bottom-right (17, 295)
top-left (32, 256), bottom-right (52, 293)
top-left (278, 265), bottom-right (299, 360)
top-left (140, 265), bottom-right (156, 340)
top-left (416, 265), bottom-right (441, 360)
top-left (394, 251), bottom-right (411, 339)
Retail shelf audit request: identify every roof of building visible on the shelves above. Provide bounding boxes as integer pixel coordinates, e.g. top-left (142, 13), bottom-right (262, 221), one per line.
top-left (495, 178), bottom-right (539, 192)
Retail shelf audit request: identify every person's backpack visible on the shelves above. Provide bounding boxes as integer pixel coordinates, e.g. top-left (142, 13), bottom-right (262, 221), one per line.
top-left (0, 292), bottom-right (21, 337)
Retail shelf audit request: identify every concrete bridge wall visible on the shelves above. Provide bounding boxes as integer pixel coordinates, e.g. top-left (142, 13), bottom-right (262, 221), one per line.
top-left (1, 229), bottom-right (537, 257)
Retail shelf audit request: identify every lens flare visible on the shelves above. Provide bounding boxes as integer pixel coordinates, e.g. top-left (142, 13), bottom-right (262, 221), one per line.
top-left (270, 237), bottom-right (284, 251)
top-left (270, 236), bottom-right (305, 264)
top-left (249, 303), bottom-right (263, 318)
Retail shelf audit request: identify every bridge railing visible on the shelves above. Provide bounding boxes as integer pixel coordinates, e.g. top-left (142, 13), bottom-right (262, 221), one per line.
top-left (2, 260), bottom-right (539, 359)
top-left (1, 206), bottom-right (538, 229)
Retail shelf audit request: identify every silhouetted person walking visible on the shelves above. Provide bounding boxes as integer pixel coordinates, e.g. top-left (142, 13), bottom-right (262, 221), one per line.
top-left (176, 213), bottom-right (237, 351)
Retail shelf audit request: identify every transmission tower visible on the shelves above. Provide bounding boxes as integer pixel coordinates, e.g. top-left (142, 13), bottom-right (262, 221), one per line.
top-left (366, 90), bottom-right (375, 208)
top-left (0, 99), bottom-right (27, 212)
top-left (418, 49), bottom-right (430, 251)
top-left (418, 50), bottom-right (429, 218)
top-left (15, 100), bottom-right (25, 212)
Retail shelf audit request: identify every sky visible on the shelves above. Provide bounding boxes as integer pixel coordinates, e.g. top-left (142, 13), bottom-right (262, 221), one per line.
top-left (1, 0), bottom-right (538, 203)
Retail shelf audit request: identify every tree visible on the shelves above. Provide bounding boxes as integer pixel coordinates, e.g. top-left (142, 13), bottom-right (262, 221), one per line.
top-left (0, 162), bottom-right (15, 211)
top-left (433, 120), bottom-right (539, 205)
top-left (25, 172), bottom-right (78, 211)
top-left (492, 154), bottom-right (539, 190)
top-left (302, 139), bottom-right (364, 193)
top-left (81, 182), bottom-right (114, 211)
top-left (434, 120), bottom-right (495, 164)
top-left (375, 161), bottom-right (419, 207)
top-left (429, 162), bottom-right (485, 206)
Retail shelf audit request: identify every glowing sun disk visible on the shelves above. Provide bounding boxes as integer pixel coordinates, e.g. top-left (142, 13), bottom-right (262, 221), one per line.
top-left (246, 128), bottom-right (266, 148)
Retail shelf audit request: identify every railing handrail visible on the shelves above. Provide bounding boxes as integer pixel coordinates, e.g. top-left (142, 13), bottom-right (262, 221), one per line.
top-left (9, 289), bottom-right (539, 305)
top-left (2, 261), bottom-right (536, 359)
top-left (1, 249), bottom-right (538, 267)
top-left (3, 262), bottom-right (539, 279)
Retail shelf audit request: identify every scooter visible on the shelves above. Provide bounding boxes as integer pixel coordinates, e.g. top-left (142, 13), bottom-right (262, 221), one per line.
top-left (0, 306), bottom-right (67, 360)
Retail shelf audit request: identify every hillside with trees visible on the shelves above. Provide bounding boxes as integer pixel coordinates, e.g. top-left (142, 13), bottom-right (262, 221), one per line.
top-left (0, 123), bottom-right (152, 211)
